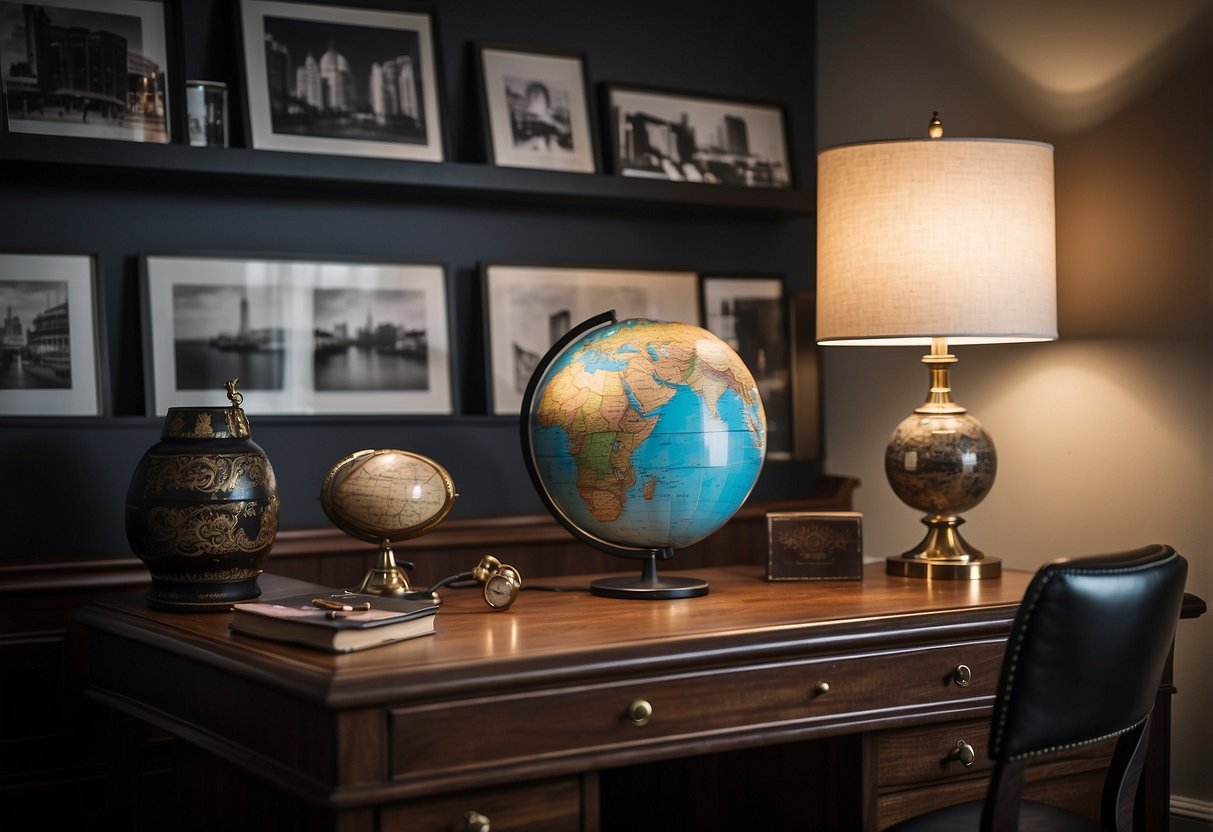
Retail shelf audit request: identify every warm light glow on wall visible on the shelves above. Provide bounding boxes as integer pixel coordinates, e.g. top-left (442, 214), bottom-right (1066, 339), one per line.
top-left (931, 0), bottom-right (1209, 129)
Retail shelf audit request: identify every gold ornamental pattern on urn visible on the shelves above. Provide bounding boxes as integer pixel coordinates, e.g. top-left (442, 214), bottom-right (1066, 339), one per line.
top-left (125, 380), bottom-right (279, 611)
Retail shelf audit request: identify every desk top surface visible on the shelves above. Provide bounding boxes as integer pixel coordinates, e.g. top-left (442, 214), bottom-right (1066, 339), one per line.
top-left (78, 563), bottom-right (1034, 708)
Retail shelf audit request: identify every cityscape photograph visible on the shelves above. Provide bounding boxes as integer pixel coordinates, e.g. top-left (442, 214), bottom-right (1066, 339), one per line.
top-left (262, 14), bottom-right (428, 144)
top-left (611, 89), bottom-right (789, 187)
top-left (0, 279), bottom-right (71, 389)
top-left (171, 284), bottom-right (287, 391)
top-left (0, 1), bottom-right (168, 142)
top-left (312, 287), bottom-right (430, 392)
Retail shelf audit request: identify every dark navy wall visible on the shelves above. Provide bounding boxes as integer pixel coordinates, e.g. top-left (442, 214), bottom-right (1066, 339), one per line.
top-left (0, 0), bottom-right (817, 559)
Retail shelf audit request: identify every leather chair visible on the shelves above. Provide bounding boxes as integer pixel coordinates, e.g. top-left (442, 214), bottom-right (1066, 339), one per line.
top-left (886, 544), bottom-right (1188, 832)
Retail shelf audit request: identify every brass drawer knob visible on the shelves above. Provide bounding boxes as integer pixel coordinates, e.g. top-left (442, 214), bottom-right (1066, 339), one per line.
top-left (628, 699), bottom-right (653, 727)
top-left (460, 810), bottom-right (491, 832)
top-left (952, 664), bottom-right (973, 687)
top-left (953, 740), bottom-right (976, 767)
top-left (813, 681), bottom-right (831, 696)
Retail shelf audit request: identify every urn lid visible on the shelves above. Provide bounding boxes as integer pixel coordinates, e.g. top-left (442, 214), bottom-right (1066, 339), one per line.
top-left (161, 379), bottom-right (252, 440)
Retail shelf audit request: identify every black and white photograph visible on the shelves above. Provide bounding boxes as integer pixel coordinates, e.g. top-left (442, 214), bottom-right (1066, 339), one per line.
top-left (238, 0), bottom-right (443, 161)
top-left (0, 0), bottom-right (170, 143)
top-left (313, 287), bottom-right (430, 392)
top-left (702, 275), bottom-right (792, 458)
top-left (477, 44), bottom-right (595, 173)
top-left (170, 282), bottom-right (289, 393)
top-left (607, 85), bottom-right (791, 188)
top-left (484, 264), bottom-right (698, 415)
top-left (142, 254), bottom-right (452, 415)
top-left (0, 253), bottom-right (105, 416)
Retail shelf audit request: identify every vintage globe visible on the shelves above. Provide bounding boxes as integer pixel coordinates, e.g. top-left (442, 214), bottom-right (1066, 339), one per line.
top-left (522, 316), bottom-right (767, 596)
top-left (320, 448), bottom-right (457, 598)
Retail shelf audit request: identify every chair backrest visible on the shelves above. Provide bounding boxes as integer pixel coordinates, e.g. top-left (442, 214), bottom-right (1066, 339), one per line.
top-left (989, 544), bottom-right (1187, 764)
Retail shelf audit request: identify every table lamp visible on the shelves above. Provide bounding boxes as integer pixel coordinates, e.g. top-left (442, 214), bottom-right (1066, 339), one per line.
top-left (816, 114), bottom-right (1057, 579)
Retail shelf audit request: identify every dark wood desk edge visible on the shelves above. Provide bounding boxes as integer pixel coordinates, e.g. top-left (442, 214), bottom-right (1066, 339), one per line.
top-left (73, 565), bottom-right (1029, 709)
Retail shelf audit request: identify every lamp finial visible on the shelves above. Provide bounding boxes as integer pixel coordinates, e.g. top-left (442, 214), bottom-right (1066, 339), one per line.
top-left (928, 111), bottom-right (943, 139)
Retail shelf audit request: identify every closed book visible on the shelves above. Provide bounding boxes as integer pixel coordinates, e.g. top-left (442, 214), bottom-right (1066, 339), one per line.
top-left (230, 591), bottom-right (438, 653)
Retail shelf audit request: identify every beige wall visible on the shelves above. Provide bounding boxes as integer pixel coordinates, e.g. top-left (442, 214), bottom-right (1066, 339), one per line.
top-left (817, 0), bottom-right (1213, 813)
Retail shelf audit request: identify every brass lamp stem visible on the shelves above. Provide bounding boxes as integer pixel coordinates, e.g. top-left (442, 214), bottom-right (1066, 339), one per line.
top-left (917, 337), bottom-right (966, 415)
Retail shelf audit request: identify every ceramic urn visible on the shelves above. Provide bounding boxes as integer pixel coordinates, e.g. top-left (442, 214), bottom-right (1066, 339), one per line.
top-left (125, 380), bottom-right (279, 611)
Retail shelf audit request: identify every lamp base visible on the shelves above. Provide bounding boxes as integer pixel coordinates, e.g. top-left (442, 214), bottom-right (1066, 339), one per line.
top-left (886, 554), bottom-right (1002, 579)
top-left (885, 513), bottom-right (1001, 579)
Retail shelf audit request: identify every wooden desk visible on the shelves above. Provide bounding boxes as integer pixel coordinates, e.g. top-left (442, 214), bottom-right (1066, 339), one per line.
top-left (74, 564), bottom-right (1181, 831)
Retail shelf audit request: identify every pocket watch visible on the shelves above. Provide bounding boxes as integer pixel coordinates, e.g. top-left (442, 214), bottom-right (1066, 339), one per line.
top-left (472, 555), bottom-right (522, 610)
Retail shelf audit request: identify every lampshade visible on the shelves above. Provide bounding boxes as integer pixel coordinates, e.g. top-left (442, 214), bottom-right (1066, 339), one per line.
top-left (817, 138), bottom-right (1057, 345)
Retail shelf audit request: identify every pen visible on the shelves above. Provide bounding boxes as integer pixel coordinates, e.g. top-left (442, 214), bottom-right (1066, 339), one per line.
top-left (312, 597), bottom-right (372, 612)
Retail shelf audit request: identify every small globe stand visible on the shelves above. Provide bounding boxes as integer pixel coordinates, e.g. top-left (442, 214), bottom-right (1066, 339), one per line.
top-left (519, 311), bottom-right (711, 600)
top-left (357, 538), bottom-right (433, 601)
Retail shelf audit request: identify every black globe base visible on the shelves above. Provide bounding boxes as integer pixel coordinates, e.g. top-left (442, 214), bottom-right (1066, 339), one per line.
top-left (590, 552), bottom-right (709, 599)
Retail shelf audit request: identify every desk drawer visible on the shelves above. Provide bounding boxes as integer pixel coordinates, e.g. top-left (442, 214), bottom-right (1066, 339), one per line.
top-left (873, 718), bottom-right (1116, 829)
top-left (877, 717), bottom-right (993, 789)
top-left (390, 639), bottom-right (1004, 777)
top-left (380, 777), bottom-right (582, 832)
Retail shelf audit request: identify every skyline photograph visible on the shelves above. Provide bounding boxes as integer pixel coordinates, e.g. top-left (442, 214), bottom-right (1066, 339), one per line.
top-left (263, 14), bottom-right (427, 144)
top-left (0, 0), bottom-right (169, 142)
top-left (0, 279), bottom-right (70, 390)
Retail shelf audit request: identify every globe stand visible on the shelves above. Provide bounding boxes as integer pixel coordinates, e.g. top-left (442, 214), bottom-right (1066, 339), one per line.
top-left (357, 539), bottom-right (439, 603)
top-left (589, 549), bottom-right (710, 600)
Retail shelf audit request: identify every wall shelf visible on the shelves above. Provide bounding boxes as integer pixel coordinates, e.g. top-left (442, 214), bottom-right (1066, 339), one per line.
top-left (1, 133), bottom-right (814, 217)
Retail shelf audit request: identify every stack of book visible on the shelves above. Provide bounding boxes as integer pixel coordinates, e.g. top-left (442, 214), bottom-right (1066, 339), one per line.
top-left (230, 591), bottom-right (438, 653)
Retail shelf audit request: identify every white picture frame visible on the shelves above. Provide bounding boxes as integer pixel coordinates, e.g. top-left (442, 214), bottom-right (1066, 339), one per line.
top-left (476, 43), bottom-right (596, 174)
top-left (0, 252), bottom-right (106, 416)
top-left (141, 253), bottom-right (453, 416)
top-left (483, 263), bottom-right (699, 416)
top-left (238, 0), bottom-right (444, 161)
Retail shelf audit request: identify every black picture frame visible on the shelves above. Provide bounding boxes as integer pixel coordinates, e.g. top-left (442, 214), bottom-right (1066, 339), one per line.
top-left (0, 250), bottom-right (108, 416)
top-left (475, 42), bottom-right (597, 174)
top-left (604, 83), bottom-right (792, 188)
top-left (236, 0), bottom-right (445, 162)
top-left (139, 251), bottom-right (456, 416)
top-left (481, 262), bottom-right (700, 416)
top-left (701, 274), bottom-right (793, 460)
top-left (789, 290), bottom-right (823, 463)
top-left (0, 0), bottom-right (177, 144)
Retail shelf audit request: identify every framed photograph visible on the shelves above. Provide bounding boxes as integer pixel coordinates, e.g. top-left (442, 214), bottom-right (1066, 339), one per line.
top-left (0, 252), bottom-right (106, 416)
top-left (141, 253), bottom-right (453, 416)
top-left (766, 511), bottom-right (863, 581)
top-left (0, 0), bottom-right (172, 143)
top-left (476, 43), bottom-right (596, 174)
top-left (483, 263), bottom-right (699, 416)
top-left (790, 290), bottom-right (822, 463)
top-left (237, 0), bottom-right (444, 161)
top-left (606, 84), bottom-right (791, 188)
top-left (701, 275), bottom-right (792, 460)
